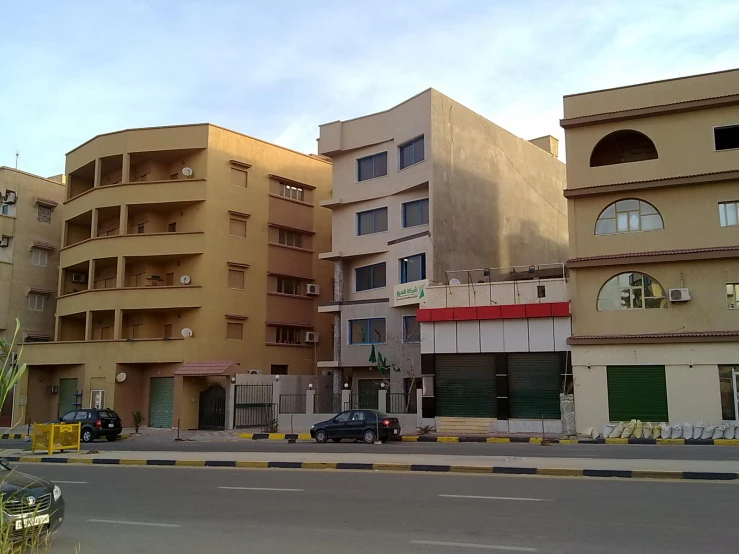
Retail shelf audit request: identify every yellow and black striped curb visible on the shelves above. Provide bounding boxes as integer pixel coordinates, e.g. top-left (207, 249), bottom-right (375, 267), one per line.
top-left (236, 433), bottom-right (739, 446)
top-left (0, 434), bottom-right (28, 440)
top-left (5, 456), bottom-right (739, 481)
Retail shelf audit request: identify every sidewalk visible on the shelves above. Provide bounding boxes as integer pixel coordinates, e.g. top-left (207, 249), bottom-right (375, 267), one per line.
top-left (7, 448), bottom-right (739, 481)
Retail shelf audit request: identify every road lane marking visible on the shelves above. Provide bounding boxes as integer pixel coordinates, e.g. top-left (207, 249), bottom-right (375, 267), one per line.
top-left (439, 494), bottom-right (551, 502)
top-left (53, 481), bottom-right (88, 484)
top-left (89, 519), bottom-right (180, 528)
top-left (412, 540), bottom-right (536, 551)
top-left (218, 486), bottom-right (304, 492)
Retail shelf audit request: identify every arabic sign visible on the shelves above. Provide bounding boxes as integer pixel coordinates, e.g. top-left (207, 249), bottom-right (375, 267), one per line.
top-left (393, 280), bottom-right (428, 307)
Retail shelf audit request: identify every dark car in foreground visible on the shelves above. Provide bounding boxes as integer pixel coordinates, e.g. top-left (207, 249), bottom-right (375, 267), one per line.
top-left (310, 409), bottom-right (401, 444)
top-left (59, 408), bottom-right (122, 442)
top-left (0, 458), bottom-right (64, 542)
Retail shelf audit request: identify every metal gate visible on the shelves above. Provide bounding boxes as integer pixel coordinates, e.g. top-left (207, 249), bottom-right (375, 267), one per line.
top-left (198, 383), bottom-right (226, 430)
top-left (233, 384), bottom-right (274, 429)
top-left (58, 378), bottom-right (78, 418)
top-left (149, 377), bottom-right (174, 428)
top-left (435, 354), bottom-right (496, 417)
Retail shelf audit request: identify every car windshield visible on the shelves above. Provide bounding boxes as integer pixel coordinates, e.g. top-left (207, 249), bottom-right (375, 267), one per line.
top-left (99, 410), bottom-right (119, 418)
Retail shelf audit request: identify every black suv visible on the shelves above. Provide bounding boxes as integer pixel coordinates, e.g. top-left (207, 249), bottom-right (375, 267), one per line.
top-left (59, 408), bottom-right (123, 443)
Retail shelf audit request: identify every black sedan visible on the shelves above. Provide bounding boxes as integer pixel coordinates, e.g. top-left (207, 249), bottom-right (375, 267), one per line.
top-left (0, 458), bottom-right (65, 542)
top-left (58, 408), bottom-right (123, 442)
top-left (310, 410), bottom-right (401, 444)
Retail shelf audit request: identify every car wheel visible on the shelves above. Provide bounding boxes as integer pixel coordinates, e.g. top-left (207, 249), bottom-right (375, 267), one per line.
top-left (331, 438), bottom-right (342, 443)
top-left (363, 429), bottom-right (377, 444)
top-left (315, 430), bottom-right (328, 443)
top-left (81, 428), bottom-right (94, 443)
top-left (106, 435), bottom-right (118, 442)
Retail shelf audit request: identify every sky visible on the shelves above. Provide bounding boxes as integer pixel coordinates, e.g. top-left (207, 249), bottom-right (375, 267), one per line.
top-left (1, 0), bottom-right (738, 177)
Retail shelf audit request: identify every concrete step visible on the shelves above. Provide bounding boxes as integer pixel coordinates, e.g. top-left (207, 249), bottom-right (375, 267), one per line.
top-left (435, 417), bottom-right (494, 435)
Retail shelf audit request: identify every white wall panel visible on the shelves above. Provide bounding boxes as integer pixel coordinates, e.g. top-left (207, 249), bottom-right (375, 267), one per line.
top-left (528, 318), bottom-right (555, 352)
top-left (503, 319), bottom-right (529, 352)
top-left (433, 321), bottom-right (457, 353)
top-left (456, 321), bottom-right (481, 353)
top-left (420, 322), bottom-right (435, 354)
top-left (480, 320), bottom-right (505, 352)
top-left (553, 317), bottom-right (572, 351)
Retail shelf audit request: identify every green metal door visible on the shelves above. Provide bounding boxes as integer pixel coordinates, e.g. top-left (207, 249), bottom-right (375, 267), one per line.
top-left (508, 353), bottom-right (562, 419)
top-left (58, 378), bottom-right (78, 418)
top-left (607, 365), bottom-right (668, 421)
top-left (149, 377), bottom-right (174, 428)
top-left (357, 380), bottom-right (379, 409)
top-left (435, 354), bottom-right (496, 417)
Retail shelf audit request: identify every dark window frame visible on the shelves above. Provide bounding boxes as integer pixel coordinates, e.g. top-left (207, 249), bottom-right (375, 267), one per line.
top-left (402, 198), bottom-right (429, 228)
top-left (399, 136), bottom-right (425, 170)
top-left (400, 253), bottom-right (426, 284)
top-left (357, 152), bottom-right (388, 182)
top-left (714, 124), bottom-right (739, 151)
top-left (349, 318), bottom-right (387, 345)
top-left (357, 207), bottom-right (388, 236)
top-left (403, 315), bottom-right (420, 343)
top-left (355, 262), bottom-right (387, 292)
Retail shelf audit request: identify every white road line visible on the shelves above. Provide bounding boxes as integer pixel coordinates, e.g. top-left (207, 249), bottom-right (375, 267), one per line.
top-left (89, 519), bottom-right (180, 528)
top-left (412, 540), bottom-right (536, 552)
top-left (439, 494), bottom-right (551, 502)
top-left (218, 486), bottom-right (305, 492)
top-left (54, 481), bottom-right (88, 484)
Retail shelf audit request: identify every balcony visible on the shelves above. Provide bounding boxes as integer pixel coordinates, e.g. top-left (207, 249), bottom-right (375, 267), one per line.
top-left (266, 293), bottom-right (315, 326)
top-left (61, 232), bottom-right (205, 268)
top-left (0, 215), bottom-right (14, 237)
top-left (22, 336), bottom-right (187, 366)
top-left (57, 286), bottom-right (203, 317)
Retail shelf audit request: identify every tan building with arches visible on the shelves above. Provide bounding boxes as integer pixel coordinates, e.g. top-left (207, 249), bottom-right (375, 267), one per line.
top-left (562, 68), bottom-right (739, 433)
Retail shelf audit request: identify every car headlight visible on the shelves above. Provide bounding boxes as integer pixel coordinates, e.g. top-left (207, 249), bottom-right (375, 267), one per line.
top-left (310, 425), bottom-right (315, 429)
top-left (53, 485), bottom-right (62, 502)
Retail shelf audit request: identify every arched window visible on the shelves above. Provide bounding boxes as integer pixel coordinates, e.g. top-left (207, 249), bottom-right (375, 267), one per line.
top-left (597, 272), bottom-right (666, 311)
top-left (595, 199), bottom-right (664, 235)
top-left (590, 130), bottom-right (658, 167)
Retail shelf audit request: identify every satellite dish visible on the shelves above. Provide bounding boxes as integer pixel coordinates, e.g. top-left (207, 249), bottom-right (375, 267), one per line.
top-left (180, 275), bottom-right (191, 285)
top-left (115, 372), bottom-right (127, 383)
top-left (181, 328), bottom-right (193, 338)
top-left (449, 278), bottom-right (462, 285)
top-left (181, 167), bottom-right (193, 177)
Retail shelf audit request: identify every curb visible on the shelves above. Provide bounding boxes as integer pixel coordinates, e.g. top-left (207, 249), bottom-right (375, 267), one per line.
top-left (6, 456), bottom-right (738, 481)
top-left (0, 434), bottom-right (28, 440)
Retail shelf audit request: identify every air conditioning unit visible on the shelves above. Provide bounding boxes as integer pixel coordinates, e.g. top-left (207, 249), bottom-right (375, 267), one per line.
top-left (669, 288), bottom-right (691, 302)
top-left (305, 283), bottom-right (320, 296)
top-left (305, 331), bottom-right (319, 343)
top-left (247, 370), bottom-right (262, 375)
top-left (3, 190), bottom-right (17, 204)
top-left (71, 273), bottom-right (87, 283)
top-left (0, 237), bottom-right (9, 248)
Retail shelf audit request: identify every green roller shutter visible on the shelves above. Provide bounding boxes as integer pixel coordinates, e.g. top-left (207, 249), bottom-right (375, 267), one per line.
top-left (435, 354), bottom-right (496, 417)
top-left (607, 365), bottom-right (668, 422)
top-left (149, 377), bottom-right (174, 428)
top-left (508, 353), bottom-right (561, 419)
top-left (58, 378), bottom-right (78, 417)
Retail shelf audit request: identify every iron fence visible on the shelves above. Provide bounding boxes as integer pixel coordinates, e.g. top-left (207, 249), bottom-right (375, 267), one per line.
top-left (387, 392), bottom-right (415, 414)
top-left (279, 394), bottom-right (307, 414)
top-left (346, 392), bottom-right (378, 410)
top-left (314, 393), bottom-right (342, 414)
top-left (233, 384), bottom-right (274, 429)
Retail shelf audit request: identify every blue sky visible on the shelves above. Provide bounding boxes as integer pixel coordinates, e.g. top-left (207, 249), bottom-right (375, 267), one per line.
top-left (1, 1), bottom-right (738, 177)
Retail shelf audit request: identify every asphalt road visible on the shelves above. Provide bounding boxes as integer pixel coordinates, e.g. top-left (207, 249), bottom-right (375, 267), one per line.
top-left (11, 463), bottom-right (739, 554)
top-left (5, 438), bottom-right (739, 461)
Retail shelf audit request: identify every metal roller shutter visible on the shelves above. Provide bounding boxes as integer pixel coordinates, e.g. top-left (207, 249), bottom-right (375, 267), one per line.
top-left (58, 378), bottom-right (78, 417)
top-left (607, 366), bottom-right (668, 422)
top-left (149, 377), bottom-right (174, 428)
top-left (435, 354), bottom-right (496, 417)
top-left (508, 353), bottom-right (561, 419)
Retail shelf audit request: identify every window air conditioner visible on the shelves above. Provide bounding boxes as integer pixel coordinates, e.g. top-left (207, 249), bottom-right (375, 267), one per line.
top-left (3, 190), bottom-right (17, 204)
top-left (71, 273), bottom-right (87, 283)
top-left (305, 283), bottom-right (320, 296)
top-left (305, 331), bottom-right (319, 343)
top-left (669, 288), bottom-right (691, 302)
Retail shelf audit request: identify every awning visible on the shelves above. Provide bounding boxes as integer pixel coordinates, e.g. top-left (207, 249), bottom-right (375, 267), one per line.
top-left (31, 240), bottom-right (56, 251)
top-left (35, 197), bottom-right (58, 209)
top-left (174, 361), bottom-right (238, 376)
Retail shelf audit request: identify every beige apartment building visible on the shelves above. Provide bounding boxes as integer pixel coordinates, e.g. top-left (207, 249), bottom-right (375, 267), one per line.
top-left (317, 89), bottom-right (568, 406)
top-left (562, 68), bottom-right (739, 433)
top-left (18, 124), bottom-right (333, 430)
top-left (0, 168), bottom-right (65, 427)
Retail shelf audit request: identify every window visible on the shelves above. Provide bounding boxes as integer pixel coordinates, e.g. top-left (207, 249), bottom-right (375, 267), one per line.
top-left (125, 324), bottom-right (142, 339)
top-left (277, 277), bottom-right (301, 295)
top-left (350, 411), bottom-right (366, 421)
top-left (400, 253), bottom-right (426, 283)
top-left (334, 412), bottom-right (350, 423)
top-left (1, 204), bottom-right (8, 216)
top-left (163, 324), bottom-right (173, 338)
top-left (226, 322), bottom-right (243, 340)
top-left (537, 285), bottom-right (546, 299)
top-left (271, 364), bottom-right (289, 375)
top-left (719, 201), bottom-right (739, 227)
top-left (715, 125), bottom-right (739, 151)
top-left (349, 318), bottom-right (386, 344)
top-left (718, 366), bottom-right (738, 420)
top-left (357, 207), bottom-right (388, 235)
top-left (399, 136), bottom-right (424, 169)
top-left (38, 206), bottom-right (52, 223)
top-left (229, 218), bottom-right (247, 238)
top-left (28, 293), bottom-right (45, 311)
top-left (402, 199), bottom-right (429, 228)
top-left (31, 248), bottom-right (49, 267)
top-left (276, 326), bottom-right (302, 344)
top-left (137, 224), bottom-right (145, 234)
top-left (357, 152), bottom-right (388, 181)
top-left (597, 272), bottom-right (666, 311)
top-left (279, 182), bottom-right (304, 201)
top-left (595, 199), bottom-right (663, 235)
top-left (590, 130), bottom-right (658, 167)
top-left (355, 262), bottom-right (386, 291)
top-left (168, 222), bottom-right (177, 233)
top-left (228, 269), bottom-right (245, 290)
top-left (231, 168), bottom-right (248, 188)
top-left (278, 229), bottom-right (303, 248)
top-left (403, 315), bottom-right (420, 343)
top-left (727, 283), bottom-right (739, 309)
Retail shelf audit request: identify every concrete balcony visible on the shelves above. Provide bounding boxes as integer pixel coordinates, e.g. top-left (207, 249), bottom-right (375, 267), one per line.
top-left (0, 215), bottom-right (14, 237)
top-left (22, 337), bottom-right (187, 366)
top-left (60, 232), bottom-right (205, 268)
top-left (57, 285), bottom-right (203, 317)
top-left (63, 179), bottom-right (207, 220)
